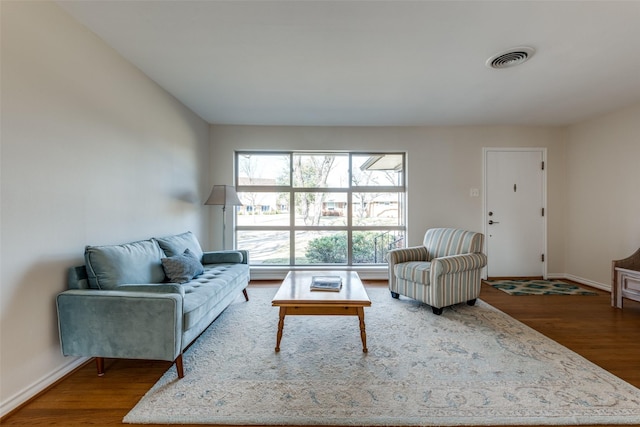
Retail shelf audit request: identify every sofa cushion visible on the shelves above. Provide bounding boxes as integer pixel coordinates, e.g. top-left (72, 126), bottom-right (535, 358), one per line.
top-left (84, 239), bottom-right (166, 290)
top-left (181, 263), bottom-right (249, 330)
top-left (155, 231), bottom-right (204, 261)
top-left (161, 249), bottom-right (205, 284)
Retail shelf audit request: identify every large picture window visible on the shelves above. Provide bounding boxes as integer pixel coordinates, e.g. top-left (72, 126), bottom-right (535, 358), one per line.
top-left (235, 151), bottom-right (405, 266)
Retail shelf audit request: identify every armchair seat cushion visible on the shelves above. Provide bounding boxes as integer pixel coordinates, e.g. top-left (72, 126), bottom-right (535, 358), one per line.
top-left (394, 261), bottom-right (432, 286)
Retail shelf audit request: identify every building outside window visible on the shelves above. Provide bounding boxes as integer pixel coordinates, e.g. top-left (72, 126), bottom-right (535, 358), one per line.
top-left (235, 151), bottom-right (405, 266)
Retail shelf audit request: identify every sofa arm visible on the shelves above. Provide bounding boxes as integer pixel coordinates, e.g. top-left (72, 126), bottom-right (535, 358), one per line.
top-left (431, 253), bottom-right (488, 276)
top-left (117, 283), bottom-right (185, 297)
top-left (56, 289), bottom-right (183, 362)
top-left (202, 250), bottom-right (249, 265)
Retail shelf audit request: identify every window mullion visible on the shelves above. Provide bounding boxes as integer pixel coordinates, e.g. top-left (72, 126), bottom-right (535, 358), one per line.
top-left (347, 152), bottom-right (353, 265)
top-left (347, 190), bottom-right (353, 265)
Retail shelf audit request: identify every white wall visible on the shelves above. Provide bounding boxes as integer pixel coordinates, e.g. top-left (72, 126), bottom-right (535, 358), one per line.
top-left (0, 1), bottom-right (210, 415)
top-left (565, 103), bottom-right (640, 287)
top-left (209, 125), bottom-right (567, 275)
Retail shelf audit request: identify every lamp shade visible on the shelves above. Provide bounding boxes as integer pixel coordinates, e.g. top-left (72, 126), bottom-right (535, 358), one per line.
top-left (204, 185), bottom-right (242, 206)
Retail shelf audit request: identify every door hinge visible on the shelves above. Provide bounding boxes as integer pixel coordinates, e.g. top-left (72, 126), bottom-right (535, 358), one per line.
top-left (542, 207), bottom-right (545, 216)
top-left (541, 254), bottom-right (545, 262)
top-left (541, 161), bottom-right (545, 170)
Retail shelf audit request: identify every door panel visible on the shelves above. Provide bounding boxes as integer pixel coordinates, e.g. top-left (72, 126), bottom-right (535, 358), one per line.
top-left (485, 149), bottom-right (545, 277)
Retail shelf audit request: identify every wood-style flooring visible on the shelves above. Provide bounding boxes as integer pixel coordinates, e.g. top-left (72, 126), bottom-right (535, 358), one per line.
top-left (2, 280), bottom-right (639, 427)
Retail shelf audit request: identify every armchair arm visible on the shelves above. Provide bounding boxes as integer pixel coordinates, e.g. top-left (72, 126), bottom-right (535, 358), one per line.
top-left (386, 246), bottom-right (428, 264)
top-left (202, 250), bottom-right (249, 265)
top-left (56, 289), bottom-right (183, 362)
top-left (386, 246), bottom-right (428, 291)
top-left (431, 253), bottom-right (487, 276)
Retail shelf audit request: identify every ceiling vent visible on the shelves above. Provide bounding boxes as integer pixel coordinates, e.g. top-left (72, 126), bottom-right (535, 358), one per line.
top-left (486, 46), bottom-right (535, 69)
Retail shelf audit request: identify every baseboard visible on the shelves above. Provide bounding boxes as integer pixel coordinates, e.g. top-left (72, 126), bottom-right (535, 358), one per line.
top-left (0, 356), bottom-right (89, 419)
top-left (547, 273), bottom-right (611, 292)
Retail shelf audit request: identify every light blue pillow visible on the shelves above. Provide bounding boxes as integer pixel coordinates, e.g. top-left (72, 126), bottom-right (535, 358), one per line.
top-left (155, 231), bottom-right (203, 261)
top-left (161, 249), bottom-right (205, 284)
top-left (84, 239), bottom-right (165, 290)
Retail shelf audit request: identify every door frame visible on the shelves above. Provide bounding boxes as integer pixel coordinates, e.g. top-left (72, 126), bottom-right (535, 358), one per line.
top-left (482, 147), bottom-right (548, 279)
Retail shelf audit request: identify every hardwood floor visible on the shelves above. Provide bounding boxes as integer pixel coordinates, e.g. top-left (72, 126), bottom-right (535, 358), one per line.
top-left (3, 280), bottom-right (639, 427)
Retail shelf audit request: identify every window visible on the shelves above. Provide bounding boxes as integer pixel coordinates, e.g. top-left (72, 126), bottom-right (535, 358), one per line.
top-left (235, 151), bottom-right (405, 266)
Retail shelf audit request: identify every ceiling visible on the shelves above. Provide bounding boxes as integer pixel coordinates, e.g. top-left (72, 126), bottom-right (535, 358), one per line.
top-left (56, 1), bottom-right (640, 127)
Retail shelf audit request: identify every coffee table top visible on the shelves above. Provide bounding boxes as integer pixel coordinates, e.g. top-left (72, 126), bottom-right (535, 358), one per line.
top-left (272, 271), bottom-right (371, 306)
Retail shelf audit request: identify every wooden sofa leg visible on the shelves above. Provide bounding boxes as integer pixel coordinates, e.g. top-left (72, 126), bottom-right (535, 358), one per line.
top-left (391, 292), bottom-right (400, 299)
top-left (243, 288), bottom-right (249, 301)
top-left (467, 298), bottom-right (477, 306)
top-left (432, 307), bottom-right (444, 315)
top-left (175, 354), bottom-right (184, 379)
top-left (96, 357), bottom-right (105, 377)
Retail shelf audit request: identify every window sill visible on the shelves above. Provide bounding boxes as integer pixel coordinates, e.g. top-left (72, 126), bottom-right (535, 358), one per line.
top-left (249, 265), bottom-right (389, 281)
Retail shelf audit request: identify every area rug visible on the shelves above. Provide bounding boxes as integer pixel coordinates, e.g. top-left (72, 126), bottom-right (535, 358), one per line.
top-left (485, 279), bottom-right (599, 296)
top-left (124, 288), bottom-right (640, 425)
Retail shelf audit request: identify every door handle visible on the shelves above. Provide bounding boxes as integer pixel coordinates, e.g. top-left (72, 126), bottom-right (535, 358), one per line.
top-left (489, 220), bottom-right (500, 225)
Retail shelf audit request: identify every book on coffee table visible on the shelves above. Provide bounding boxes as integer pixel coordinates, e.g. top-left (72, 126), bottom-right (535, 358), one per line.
top-left (310, 275), bottom-right (343, 291)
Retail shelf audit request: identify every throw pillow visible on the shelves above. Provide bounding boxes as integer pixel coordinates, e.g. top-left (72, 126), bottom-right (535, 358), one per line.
top-left (84, 239), bottom-right (166, 290)
top-left (161, 249), bottom-right (205, 284)
top-left (155, 231), bottom-right (204, 261)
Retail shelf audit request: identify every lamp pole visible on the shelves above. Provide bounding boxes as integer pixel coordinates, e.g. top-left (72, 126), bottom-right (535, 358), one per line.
top-left (205, 185), bottom-right (242, 250)
top-left (221, 204), bottom-right (227, 250)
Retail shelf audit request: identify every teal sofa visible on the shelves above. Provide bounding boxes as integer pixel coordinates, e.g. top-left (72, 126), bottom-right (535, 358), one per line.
top-left (56, 231), bottom-right (249, 378)
top-left (387, 228), bottom-right (487, 315)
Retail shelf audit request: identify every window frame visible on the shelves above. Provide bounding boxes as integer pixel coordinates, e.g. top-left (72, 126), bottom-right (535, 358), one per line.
top-left (235, 151), bottom-right (406, 266)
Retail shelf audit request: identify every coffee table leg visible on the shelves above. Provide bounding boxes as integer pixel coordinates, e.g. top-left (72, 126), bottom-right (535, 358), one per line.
top-left (275, 307), bottom-right (286, 352)
top-left (357, 307), bottom-right (368, 353)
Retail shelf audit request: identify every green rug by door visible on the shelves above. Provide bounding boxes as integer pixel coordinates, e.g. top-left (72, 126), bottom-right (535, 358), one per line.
top-left (485, 279), bottom-right (599, 296)
top-left (124, 287), bottom-right (639, 425)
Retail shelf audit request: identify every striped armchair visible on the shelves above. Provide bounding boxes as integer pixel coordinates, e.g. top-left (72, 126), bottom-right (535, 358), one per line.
top-left (387, 228), bottom-right (487, 315)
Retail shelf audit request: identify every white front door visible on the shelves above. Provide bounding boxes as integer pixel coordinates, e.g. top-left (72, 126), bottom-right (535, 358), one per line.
top-left (484, 148), bottom-right (546, 278)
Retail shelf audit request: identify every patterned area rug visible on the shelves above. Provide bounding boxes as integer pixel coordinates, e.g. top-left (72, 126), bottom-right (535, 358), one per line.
top-left (485, 279), bottom-right (599, 296)
top-left (124, 287), bottom-right (640, 425)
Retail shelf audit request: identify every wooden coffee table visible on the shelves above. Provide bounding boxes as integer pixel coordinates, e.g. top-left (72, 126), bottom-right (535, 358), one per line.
top-left (271, 271), bottom-right (371, 353)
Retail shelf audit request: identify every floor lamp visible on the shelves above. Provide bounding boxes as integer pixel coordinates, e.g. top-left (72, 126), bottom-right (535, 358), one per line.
top-left (205, 185), bottom-right (242, 250)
